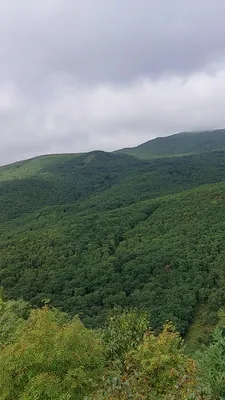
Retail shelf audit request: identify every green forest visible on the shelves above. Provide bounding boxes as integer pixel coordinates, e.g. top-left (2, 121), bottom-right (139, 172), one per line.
top-left (2, 129), bottom-right (225, 398)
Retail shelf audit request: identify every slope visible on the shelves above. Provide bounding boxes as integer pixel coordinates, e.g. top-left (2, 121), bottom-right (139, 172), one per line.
top-left (0, 151), bottom-right (141, 222)
top-left (117, 129), bottom-right (225, 159)
top-left (1, 181), bottom-right (225, 335)
top-left (2, 147), bottom-right (225, 337)
top-left (2, 149), bottom-right (225, 222)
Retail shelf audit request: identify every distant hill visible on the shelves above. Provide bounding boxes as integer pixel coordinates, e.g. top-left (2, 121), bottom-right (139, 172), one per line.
top-left (2, 130), bottom-right (225, 344)
top-left (2, 149), bottom-right (225, 223)
top-left (117, 129), bottom-right (225, 159)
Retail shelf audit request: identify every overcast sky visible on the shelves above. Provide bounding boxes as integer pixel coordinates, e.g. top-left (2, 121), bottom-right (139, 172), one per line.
top-left (1, 0), bottom-right (225, 164)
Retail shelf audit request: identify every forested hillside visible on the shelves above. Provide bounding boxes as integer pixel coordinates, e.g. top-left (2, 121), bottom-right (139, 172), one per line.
top-left (1, 130), bottom-right (225, 343)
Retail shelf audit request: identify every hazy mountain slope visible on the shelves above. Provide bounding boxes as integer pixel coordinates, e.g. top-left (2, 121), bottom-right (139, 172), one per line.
top-left (117, 129), bottom-right (225, 159)
top-left (0, 154), bottom-right (78, 181)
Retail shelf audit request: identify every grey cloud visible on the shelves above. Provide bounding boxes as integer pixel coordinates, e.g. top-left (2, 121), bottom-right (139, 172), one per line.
top-left (1, 70), bottom-right (225, 165)
top-left (1, 0), bottom-right (225, 86)
top-left (1, 0), bottom-right (225, 164)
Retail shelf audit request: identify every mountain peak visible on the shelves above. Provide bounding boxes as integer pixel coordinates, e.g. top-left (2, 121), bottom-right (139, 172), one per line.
top-left (116, 128), bottom-right (225, 159)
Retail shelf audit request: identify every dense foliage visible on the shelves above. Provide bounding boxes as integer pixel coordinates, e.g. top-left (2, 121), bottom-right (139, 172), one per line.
top-left (0, 297), bottom-right (104, 400)
top-left (0, 297), bottom-right (211, 400)
top-left (2, 138), bottom-right (225, 335)
top-left (2, 128), bottom-right (225, 397)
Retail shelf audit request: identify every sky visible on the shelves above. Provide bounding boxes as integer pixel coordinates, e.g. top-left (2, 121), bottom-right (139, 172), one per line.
top-left (1, 0), bottom-right (225, 164)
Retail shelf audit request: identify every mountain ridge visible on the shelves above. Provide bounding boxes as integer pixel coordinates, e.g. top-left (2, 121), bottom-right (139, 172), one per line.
top-left (116, 128), bottom-right (225, 159)
top-left (1, 128), bottom-right (225, 343)
top-left (2, 128), bottom-right (225, 170)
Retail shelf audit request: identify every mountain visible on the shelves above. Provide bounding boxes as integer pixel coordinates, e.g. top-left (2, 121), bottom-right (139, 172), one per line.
top-left (117, 129), bottom-right (225, 159)
top-left (1, 129), bottom-right (225, 344)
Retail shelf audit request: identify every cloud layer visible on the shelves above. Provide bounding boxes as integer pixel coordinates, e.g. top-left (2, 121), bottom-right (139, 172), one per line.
top-left (1, 0), bottom-right (225, 164)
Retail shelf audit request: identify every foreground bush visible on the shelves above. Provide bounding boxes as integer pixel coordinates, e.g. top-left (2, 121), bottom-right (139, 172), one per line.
top-left (0, 306), bottom-right (104, 400)
top-left (96, 319), bottom-right (203, 400)
top-left (0, 302), bottom-right (211, 399)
